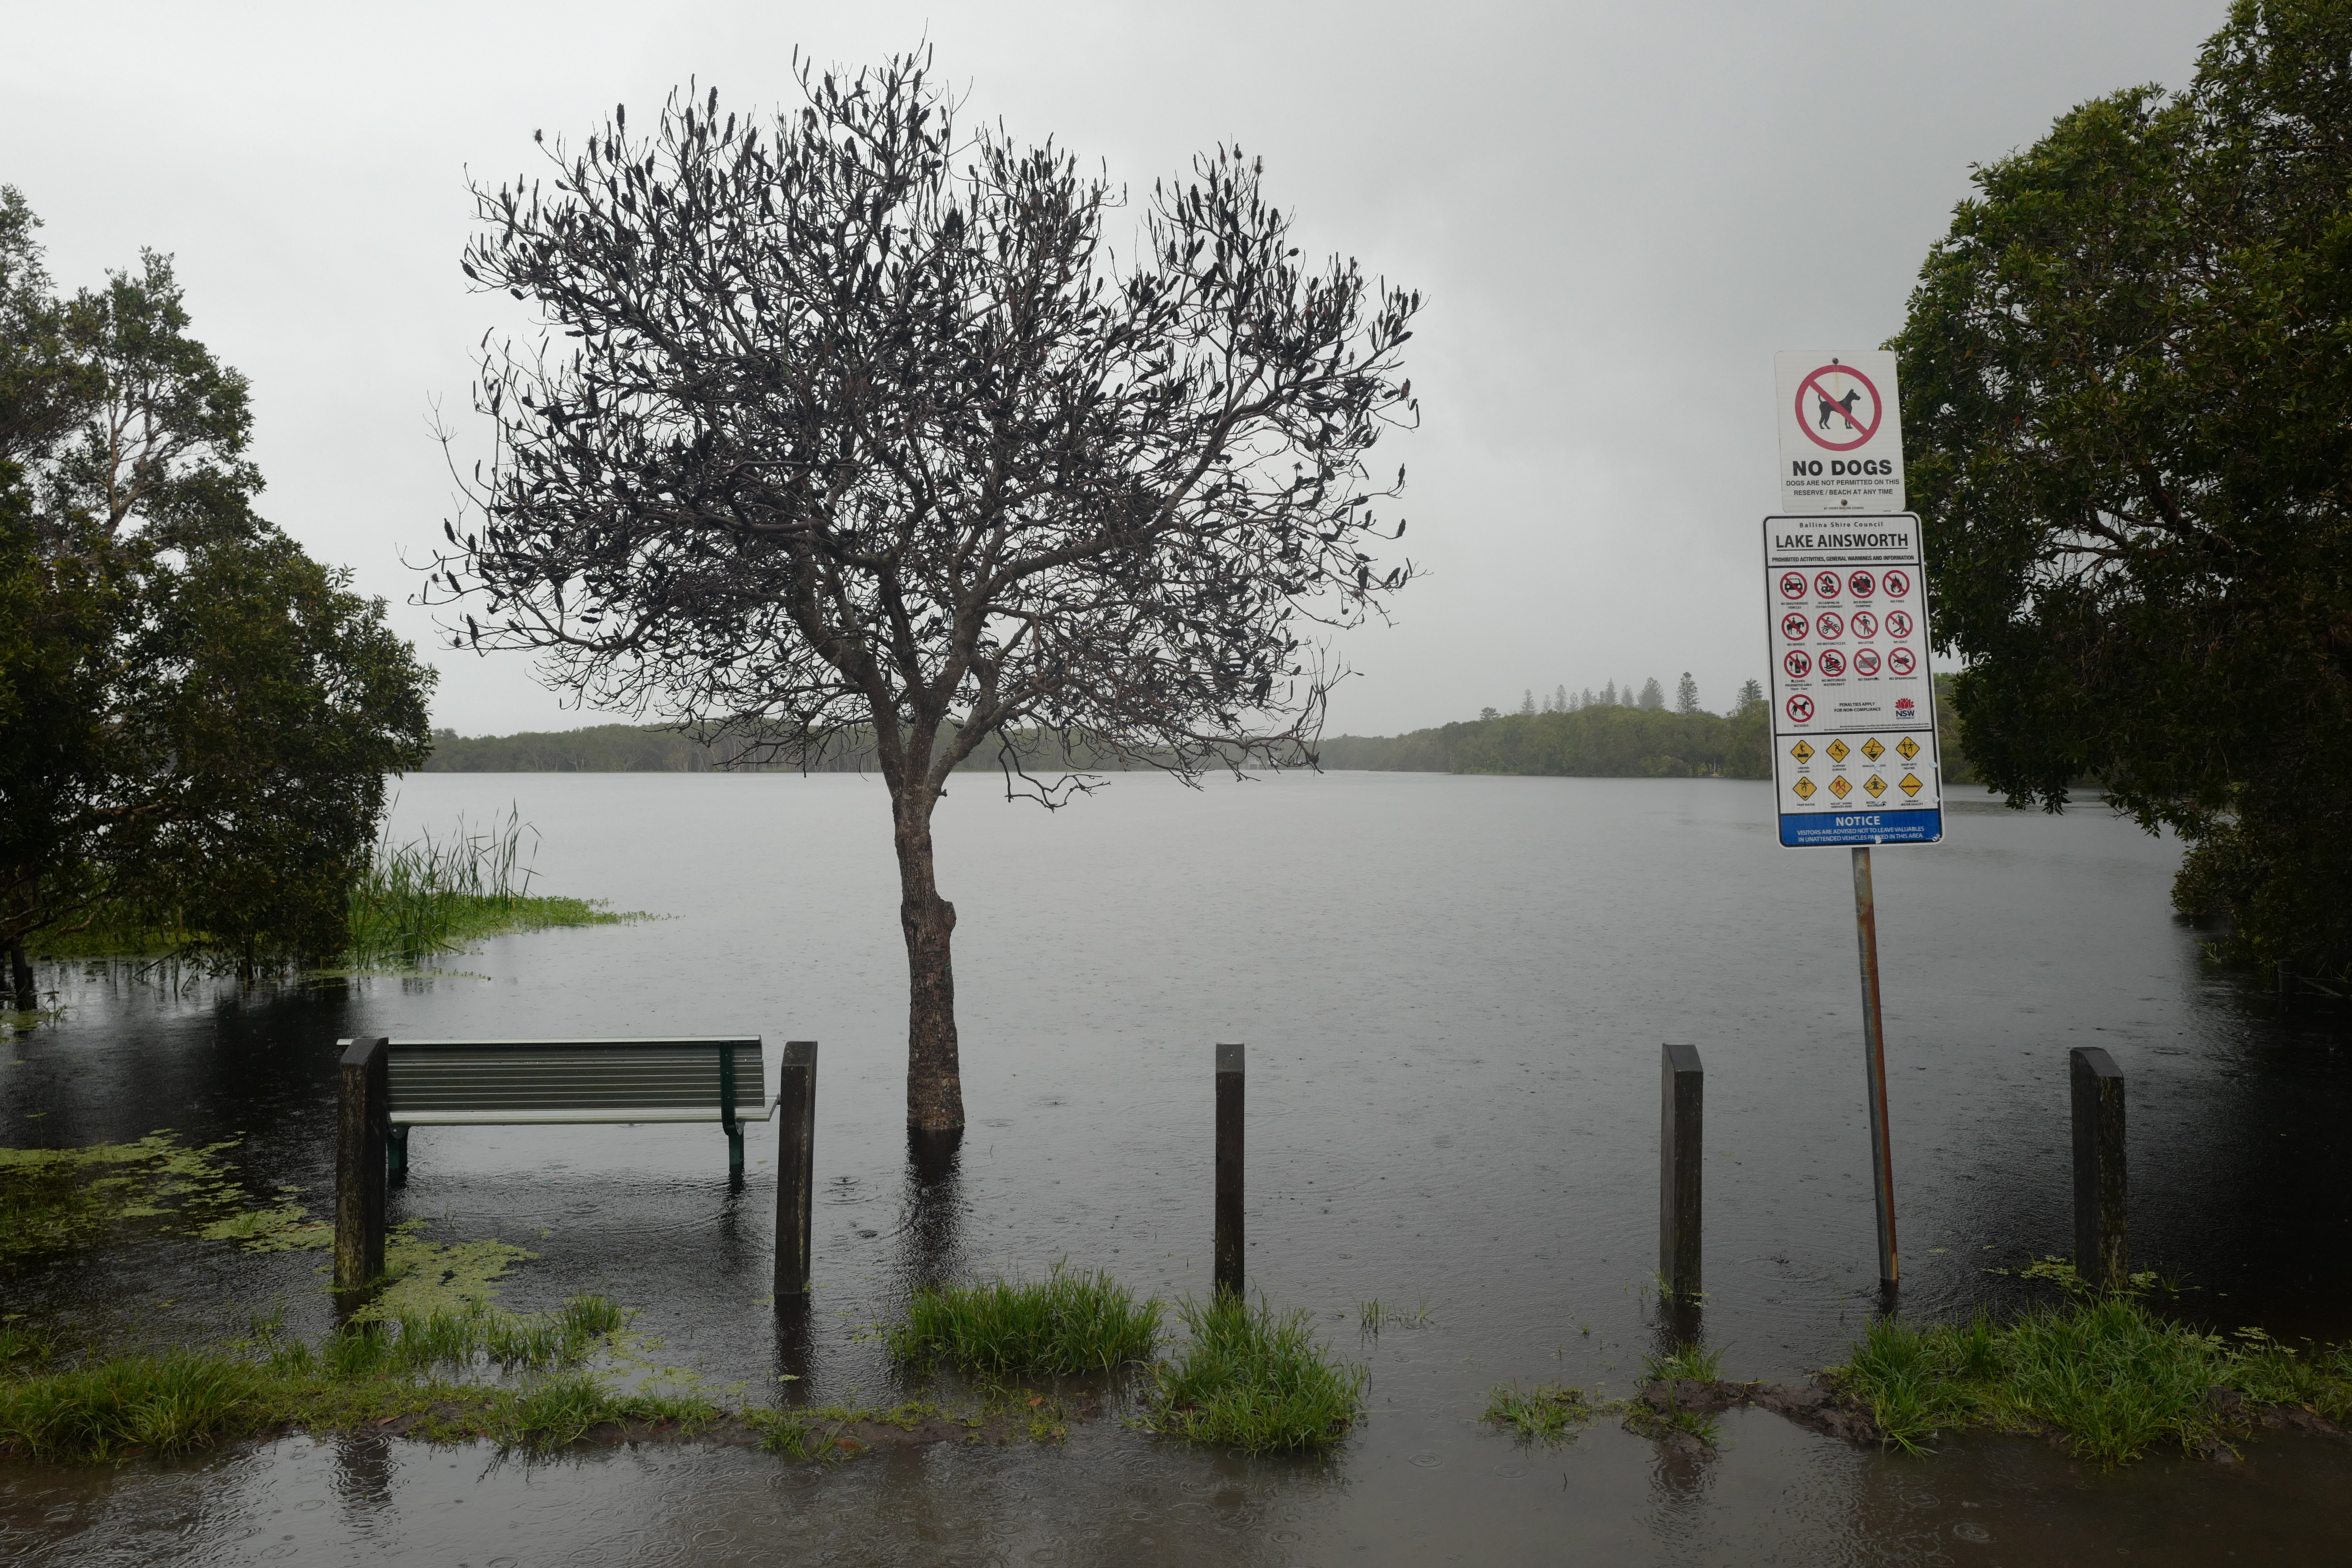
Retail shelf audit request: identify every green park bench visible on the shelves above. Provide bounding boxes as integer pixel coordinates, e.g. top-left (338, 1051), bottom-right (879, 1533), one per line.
top-left (332, 1034), bottom-right (819, 1302)
top-left (374, 1035), bottom-right (768, 1176)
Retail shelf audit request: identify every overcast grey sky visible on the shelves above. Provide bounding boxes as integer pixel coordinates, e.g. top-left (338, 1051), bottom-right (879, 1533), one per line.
top-left (3, 1), bottom-right (2223, 737)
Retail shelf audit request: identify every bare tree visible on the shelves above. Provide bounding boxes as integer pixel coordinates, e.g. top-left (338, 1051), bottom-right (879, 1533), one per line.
top-left (425, 54), bottom-right (1421, 1131)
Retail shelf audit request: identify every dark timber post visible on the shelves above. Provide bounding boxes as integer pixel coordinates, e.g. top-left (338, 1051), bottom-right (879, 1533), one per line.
top-left (2070, 1046), bottom-right (2127, 1290)
top-left (1215, 1042), bottom-right (1245, 1298)
top-left (773, 1040), bottom-right (818, 1301)
top-left (1659, 1043), bottom-right (1704, 1303)
top-left (334, 1036), bottom-right (389, 1296)
top-left (1851, 848), bottom-right (1899, 1288)
top-left (720, 1041), bottom-right (743, 1174)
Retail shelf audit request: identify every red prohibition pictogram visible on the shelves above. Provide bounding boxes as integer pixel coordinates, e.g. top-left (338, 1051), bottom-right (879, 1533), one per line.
top-left (1784, 649), bottom-right (1812, 679)
top-left (1795, 363), bottom-right (1884, 453)
top-left (1779, 571), bottom-right (1808, 599)
top-left (1816, 612), bottom-right (1845, 639)
top-left (1886, 610), bottom-right (1915, 638)
top-left (1883, 570), bottom-right (1910, 597)
top-left (1889, 648), bottom-right (1917, 676)
top-left (1848, 571), bottom-right (1875, 597)
top-left (1813, 570), bottom-right (1842, 598)
top-left (1786, 694), bottom-right (1815, 723)
top-left (1781, 612), bottom-right (1810, 640)
top-left (1818, 648), bottom-right (1847, 678)
top-left (1850, 610), bottom-right (1879, 638)
top-left (1855, 648), bottom-right (1882, 677)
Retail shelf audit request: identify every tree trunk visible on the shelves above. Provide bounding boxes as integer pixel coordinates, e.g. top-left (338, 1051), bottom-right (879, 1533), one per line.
top-left (7, 943), bottom-right (32, 1012)
top-left (893, 786), bottom-right (965, 1132)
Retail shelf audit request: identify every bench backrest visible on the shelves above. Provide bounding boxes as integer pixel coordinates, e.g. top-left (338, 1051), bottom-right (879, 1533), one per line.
top-left (385, 1037), bottom-right (765, 1124)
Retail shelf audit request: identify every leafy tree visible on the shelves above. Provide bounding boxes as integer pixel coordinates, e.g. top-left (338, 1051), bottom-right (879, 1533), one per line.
top-left (0, 192), bottom-right (434, 995)
top-left (1674, 671), bottom-right (1700, 715)
top-left (430, 54), bottom-right (1421, 1130)
top-left (1637, 677), bottom-right (1665, 711)
top-left (1896, 0), bottom-right (2352, 973)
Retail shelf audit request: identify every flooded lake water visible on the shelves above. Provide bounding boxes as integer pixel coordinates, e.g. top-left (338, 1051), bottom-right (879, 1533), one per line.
top-left (5, 771), bottom-right (2350, 1564)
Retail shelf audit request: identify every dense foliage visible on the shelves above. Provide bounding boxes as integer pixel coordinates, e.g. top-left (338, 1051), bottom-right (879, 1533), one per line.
top-left (1895, 1), bottom-right (2352, 972)
top-left (0, 189), bottom-right (433, 988)
top-left (1317, 701), bottom-right (1770, 779)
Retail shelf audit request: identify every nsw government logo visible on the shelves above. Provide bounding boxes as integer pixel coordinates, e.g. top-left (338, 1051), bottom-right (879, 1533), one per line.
top-left (1895, 698), bottom-right (1915, 715)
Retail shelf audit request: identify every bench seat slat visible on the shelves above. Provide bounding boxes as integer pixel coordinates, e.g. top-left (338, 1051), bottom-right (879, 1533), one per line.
top-left (383, 1038), bottom-right (766, 1123)
top-left (390, 1106), bottom-right (776, 1127)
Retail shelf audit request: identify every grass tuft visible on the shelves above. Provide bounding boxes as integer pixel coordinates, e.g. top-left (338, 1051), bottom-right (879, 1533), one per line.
top-left (1142, 1294), bottom-right (1366, 1454)
top-left (886, 1265), bottom-right (1161, 1375)
top-left (1641, 1340), bottom-right (1727, 1384)
top-left (0, 1350), bottom-right (278, 1462)
top-left (1829, 1262), bottom-right (2352, 1465)
top-left (1358, 1298), bottom-right (1433, 1332)
top-left (1483, 1382), bottom-right (1597, 1443)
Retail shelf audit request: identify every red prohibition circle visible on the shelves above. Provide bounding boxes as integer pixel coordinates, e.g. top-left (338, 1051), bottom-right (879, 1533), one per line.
top-left (1813, 570), bottom-right (1842, 598)
top-left (1786, 694), bottom-right (1815, 723)
top-left (1848, 571), bottom-right (1875, 597)
top-left (1883, 570), bottom-right (1911, 597)
top-left (1855, 648), bottom-right (1882, 677)
top-left (1779, 571), bottom-right (1807, 600)
top-left (1795, 363), bottom-right (1884, 452)
top-left (1818, 648), bottom-right (1847, 678)
top-left (1886, 610), bottom-right (1915, 638)
top-left (1816, 612), bottom-right (1845, 639)
top-left (1781, 612), bottom-right (1810, 640)
top-left (1784, 649), bottom-right (1812, 679)
top-left (1850, 610), bottom-right (1879, 638)
top-left (1889, 648), bottom-right (1917, 676)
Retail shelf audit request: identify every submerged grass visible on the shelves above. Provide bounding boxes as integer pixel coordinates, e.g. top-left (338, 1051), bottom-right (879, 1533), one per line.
top-left (886, 1265), bottom-right (1162, 1375)
top-left (1142, 1294), bottom-right (1366, 1454)
top-left (1483, 1382), bottom-right (1599, 1443)
top-left (0, 1134), bottom-right (261, 1269)
top-left (1829, 1260), bottom-right (2352, 1465)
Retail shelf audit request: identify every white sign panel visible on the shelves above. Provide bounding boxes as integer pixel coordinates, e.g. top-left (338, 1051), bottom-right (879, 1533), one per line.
top-left (1763, 514), bottom-right (1941, 848)
top-left (1775, 350), bottom-right (1905, 514)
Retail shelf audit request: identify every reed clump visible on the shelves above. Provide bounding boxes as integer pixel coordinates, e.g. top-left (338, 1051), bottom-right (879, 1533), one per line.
top-left (1142, 1294), bottom-right (1366, 1454)
top-left (344, 806), bottom-right (634, 970)
top-left (886, 1265), bottom-right (1163, 1375)
top-left (1829, 1261), bottom-right (2352, 1465)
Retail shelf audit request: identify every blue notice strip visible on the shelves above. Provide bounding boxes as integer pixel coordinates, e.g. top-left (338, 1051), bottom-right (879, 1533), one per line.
top-left (1779, 808), bottom-right (1943, 848)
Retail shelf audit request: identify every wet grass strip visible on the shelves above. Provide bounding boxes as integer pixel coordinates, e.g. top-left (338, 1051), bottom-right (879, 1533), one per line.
top-left (1829, 1270), bottom-right (2352, 1465)
top-left (1141, 1294), bottom-right (1366, 1454)
top-left (885, 1265), bottom-right (1162, 1376)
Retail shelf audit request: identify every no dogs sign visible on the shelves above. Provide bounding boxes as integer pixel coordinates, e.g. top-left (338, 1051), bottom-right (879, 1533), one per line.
top-left (1775, 350), bottom-right (1905, 514)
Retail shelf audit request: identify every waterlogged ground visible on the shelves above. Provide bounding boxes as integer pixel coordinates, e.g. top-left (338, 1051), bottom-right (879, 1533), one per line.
top-left (5, 772), bottom-right (2351, 1564)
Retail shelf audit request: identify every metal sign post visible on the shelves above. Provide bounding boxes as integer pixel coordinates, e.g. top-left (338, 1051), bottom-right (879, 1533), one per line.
top-left (1768, 350), bottom-right (1934, 1292)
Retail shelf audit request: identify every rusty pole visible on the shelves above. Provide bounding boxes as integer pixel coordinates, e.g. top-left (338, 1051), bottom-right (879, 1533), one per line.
top-left (1851, 848), bottom-right (1898, 1288)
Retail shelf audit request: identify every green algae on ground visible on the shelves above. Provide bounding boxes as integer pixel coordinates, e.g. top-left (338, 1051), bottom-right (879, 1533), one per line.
top-left (0, 1134), bottom-right (264, 1267)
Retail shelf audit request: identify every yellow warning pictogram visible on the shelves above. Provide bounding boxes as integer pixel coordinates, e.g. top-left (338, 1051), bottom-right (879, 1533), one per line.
top-left (1826, 739), bottom-right (1851, 763)
top-left (1789, 740), bottom-right (1814, 764)
top-left (1861, 738), bottom-right (1885, 762)
top-left (1793, 777), bottom-right (1817, 801)
top-left (1900, 773), bottom-right (1923, 797)
top-left (1864, 774), bottom-right (1887, 799)
top-left (1897, 736), bottom-right (1920, 762)
top-left (1828, 775), bottom-right (1853, 799)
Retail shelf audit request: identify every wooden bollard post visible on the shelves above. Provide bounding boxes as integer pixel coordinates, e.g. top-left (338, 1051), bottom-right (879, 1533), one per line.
top-left (334, 1036), bottom-right (389, 1295)
top-left (1214, 1042), bottom-right (1245, 1298)
top-left (1658, 1042), bottom-right (1704, 1304)
top-left (2070, 1046), bottom-right (2127, 1289)
top-left (773, 1040), bottom-right (818, 1301)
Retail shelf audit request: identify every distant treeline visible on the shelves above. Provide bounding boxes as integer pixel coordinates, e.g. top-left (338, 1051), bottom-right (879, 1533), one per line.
top-left (424, 678), bottom-right (1976, 783)
top-left (1316, 702), bottom-right (1773, 778)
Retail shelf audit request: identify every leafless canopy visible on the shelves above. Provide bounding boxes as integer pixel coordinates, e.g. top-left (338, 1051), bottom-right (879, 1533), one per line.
top-left (426, 50), bottom-right (1421, 806)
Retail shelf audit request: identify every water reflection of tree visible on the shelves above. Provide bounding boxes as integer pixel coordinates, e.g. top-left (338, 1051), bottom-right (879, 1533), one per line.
top-left (897, 1128), bottom-right (969, 1295)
